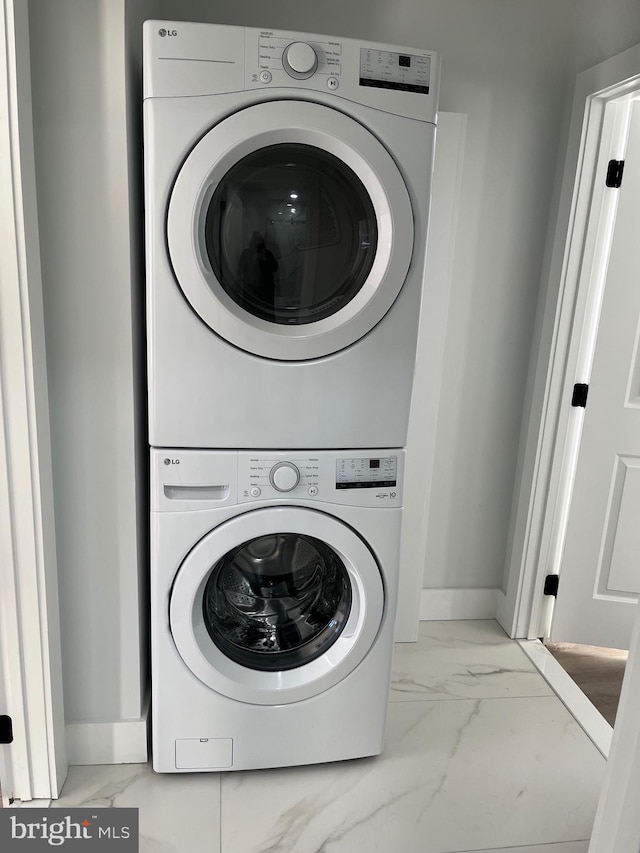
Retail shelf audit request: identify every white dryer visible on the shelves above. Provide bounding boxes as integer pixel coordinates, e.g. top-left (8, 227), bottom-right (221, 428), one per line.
top-left (150, 447), bottom-right (404, 772)
top-left (143, 22), bottom-right (439, 449)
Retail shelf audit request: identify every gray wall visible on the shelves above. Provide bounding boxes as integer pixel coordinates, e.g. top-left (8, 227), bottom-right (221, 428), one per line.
top-left (29, 0), bottom-right (146, 726)
top-left (28, 0), bottom-right (640, 729)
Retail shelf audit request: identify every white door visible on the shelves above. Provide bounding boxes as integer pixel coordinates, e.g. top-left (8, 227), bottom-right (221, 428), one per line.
top-left (551, 102), bottom-right (640, 649)
top-left (169, 506), bottom-right (384, 705)
top-left (167, 100), bottom-right (414, 360)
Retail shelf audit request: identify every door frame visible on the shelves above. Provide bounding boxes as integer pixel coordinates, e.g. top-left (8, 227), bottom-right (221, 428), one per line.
top-left (0, 0), bottom-right (67, 801)
top-left (503, 44), bottom-right (640, 641)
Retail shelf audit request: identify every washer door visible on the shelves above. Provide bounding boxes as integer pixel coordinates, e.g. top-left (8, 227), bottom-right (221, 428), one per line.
top-left (167, 100), bottom-right (413, 360)
top-left (169, 507), bottom-right (384, 705)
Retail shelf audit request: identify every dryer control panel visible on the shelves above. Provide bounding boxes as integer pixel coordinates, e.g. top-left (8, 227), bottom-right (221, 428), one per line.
top-left (255, 31), bottom-right (341, 83)
top-left (245, 28), bottom-right (438, 122)
top-left (143, 21), bottom-right (439, 123)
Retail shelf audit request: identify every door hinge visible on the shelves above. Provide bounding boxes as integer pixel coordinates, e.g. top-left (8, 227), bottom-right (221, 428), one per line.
top-left (0, 715), bottom-right (13, 744)
top-left (606, 159), bottom-right (624, 188)
top-left (544, 574), bottom-right (559, 597)
top-left (571, 382), bottom-right (589, 408)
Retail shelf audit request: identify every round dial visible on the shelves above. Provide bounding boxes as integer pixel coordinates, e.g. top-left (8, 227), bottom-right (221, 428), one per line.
top-left (282, 42), bottom-right (318, 80)
top-left (269, 462), bottom-right (301, 492)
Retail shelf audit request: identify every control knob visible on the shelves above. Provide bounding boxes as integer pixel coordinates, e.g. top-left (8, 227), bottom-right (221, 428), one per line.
top-left (282, 42), bottom-right (318, 80)
top-left (269, 461), bottom-right (301, 492)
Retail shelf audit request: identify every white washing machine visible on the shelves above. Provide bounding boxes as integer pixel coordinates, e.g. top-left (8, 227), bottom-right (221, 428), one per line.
top-left (143, 22), bottom-right (439, 449)
top-left (150, 447), bottom-right (404, 772)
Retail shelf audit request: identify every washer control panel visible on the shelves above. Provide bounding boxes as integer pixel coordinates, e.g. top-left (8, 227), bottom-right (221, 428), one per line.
top-left (336, 456), bottom-right (397, 490)
top-left (152, 449), bottom-right (404, 510)
top-left (241, 455), bottom-right (320, 500)
top-left (269, 461), bottom-right (301, 492)
top-left (237, 450), bottom-right (403, 507)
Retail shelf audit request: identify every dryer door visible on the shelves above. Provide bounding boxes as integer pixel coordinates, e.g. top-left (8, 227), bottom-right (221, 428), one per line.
top-left (167, 100), bottom-right (413, 360)
top-left (169, 506), bottom-right (384, 705)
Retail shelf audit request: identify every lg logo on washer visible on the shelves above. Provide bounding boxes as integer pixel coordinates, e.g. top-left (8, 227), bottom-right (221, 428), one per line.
top-left (164, 458), bottom-right (180, 466)
top-left (158, 27), bottom-right (178, 37)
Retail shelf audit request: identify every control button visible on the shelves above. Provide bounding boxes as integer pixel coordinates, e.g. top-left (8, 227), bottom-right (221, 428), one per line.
top-left (259, 70), bottom-right (272, 84)
top-left (327, 77), bottom-right (339, 90)
top-left (269, 462), bottom-right (301, 492)
top-left (250, 487), bottom-right (261, 497)
top-left (282, 42), bottom-right (318, 80)
top-left (308, 486), bottom-right (318, 497)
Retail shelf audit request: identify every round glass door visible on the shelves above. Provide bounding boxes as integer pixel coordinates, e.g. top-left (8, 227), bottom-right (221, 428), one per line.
top-left (169, 507), bottom-right (385, 705)
top-left (204, 144), bottom-right (378, 326)
top-left (167, 100), bottom-right (413, 360)
top-left (202, 533), bottom-right (352, 671)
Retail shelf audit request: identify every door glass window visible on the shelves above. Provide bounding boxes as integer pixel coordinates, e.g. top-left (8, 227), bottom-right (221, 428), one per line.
top-left (204, 144), bottom-right (378, 325)
top-left (202, 533), bottom-right (352, 671)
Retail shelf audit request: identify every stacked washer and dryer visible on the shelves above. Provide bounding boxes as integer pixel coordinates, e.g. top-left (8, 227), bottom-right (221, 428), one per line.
top-left (143, 21), bottom-right (439, 772)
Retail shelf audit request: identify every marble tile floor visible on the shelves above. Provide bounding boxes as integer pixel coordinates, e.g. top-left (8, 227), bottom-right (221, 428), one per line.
top-left (54, 621), bottom-right (605, 853)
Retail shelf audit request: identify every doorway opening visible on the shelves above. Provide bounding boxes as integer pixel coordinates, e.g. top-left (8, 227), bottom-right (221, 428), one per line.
top-left (506, 58), bottom-right (640, 646)
top-left (504, 47), bottom-right (640, 760)
top-left (545, 641), bottom-right (628, 726)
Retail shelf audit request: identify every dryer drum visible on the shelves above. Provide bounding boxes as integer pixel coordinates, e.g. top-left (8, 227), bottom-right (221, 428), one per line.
top-left (203, 143), bottom-right (378, 325)
top-left (202, 533), bottom-right (352, 671)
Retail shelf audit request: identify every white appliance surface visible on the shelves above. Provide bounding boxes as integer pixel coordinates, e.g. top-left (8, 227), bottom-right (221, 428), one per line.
top-left (151, 447), bottom-right (405, 772)
top-left (144, 22), bottom-right (439, 448)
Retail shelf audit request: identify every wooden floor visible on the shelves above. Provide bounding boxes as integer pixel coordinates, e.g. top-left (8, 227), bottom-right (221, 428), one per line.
top-left (545, 641), bottom-right (628, 726)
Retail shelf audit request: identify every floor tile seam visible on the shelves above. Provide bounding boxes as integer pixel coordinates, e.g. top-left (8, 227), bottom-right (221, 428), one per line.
top-left (387, 691), bottom-right (561, 705)
top-left (449, 840), bottom-right (592, 853)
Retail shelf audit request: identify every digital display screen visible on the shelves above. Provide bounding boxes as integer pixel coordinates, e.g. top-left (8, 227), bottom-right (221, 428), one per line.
top-left (336, 456), bottom-right (397, 489)
top-left (359, 48), bottom-right (430, 95)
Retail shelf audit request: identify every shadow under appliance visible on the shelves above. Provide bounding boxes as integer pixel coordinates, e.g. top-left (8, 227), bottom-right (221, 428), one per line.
top-left (143, 22), bottom-right (440, 448)
top-left (151, 448), bottom-right (404, 772)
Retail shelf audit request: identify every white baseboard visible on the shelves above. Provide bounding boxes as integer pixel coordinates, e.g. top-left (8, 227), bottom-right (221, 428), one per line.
top-left (420, 587), bottom-right (499, 621)
top-left (495, 588), bottom-right (510, 633)
top-left (66, 703), bottom-right (149, 766)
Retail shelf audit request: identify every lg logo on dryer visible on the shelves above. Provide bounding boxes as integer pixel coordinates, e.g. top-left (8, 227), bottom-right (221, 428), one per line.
top-left (158, 28), bottom-right (178, 37)
top-left (164, 458), bottom-right (180, 466)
